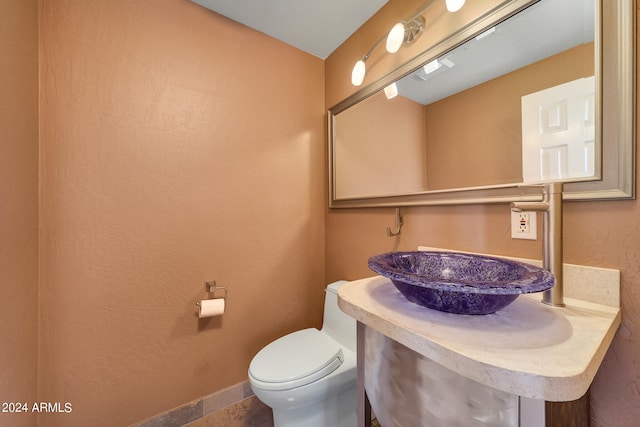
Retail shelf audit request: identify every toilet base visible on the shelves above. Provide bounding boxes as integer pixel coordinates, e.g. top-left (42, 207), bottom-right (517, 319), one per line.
top-left (271, 385), bottom-right (357, 427)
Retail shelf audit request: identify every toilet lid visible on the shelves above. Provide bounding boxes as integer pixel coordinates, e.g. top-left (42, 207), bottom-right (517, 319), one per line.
top-left (249, 328), bottom-right (344, 391)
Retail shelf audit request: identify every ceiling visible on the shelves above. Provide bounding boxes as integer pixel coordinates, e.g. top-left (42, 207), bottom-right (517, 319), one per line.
top-left (189, 0), bottom-right (389, 59)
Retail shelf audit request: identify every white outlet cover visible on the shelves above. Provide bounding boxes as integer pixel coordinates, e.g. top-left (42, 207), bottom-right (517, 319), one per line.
top-left (511, 211), bottom-right (537, 240)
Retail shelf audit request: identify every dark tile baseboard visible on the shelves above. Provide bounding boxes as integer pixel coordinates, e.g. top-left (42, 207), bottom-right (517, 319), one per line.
top-left (131, 381), bottom-right (273, 427)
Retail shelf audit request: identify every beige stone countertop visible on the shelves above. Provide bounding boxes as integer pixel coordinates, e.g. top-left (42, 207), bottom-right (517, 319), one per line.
top-left (338, 275), bottom-right (621, 401)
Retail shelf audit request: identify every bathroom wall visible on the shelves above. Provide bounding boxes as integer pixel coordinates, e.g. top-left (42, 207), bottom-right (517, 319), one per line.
top-left (38, 0), bottom-right (325, 426)
top-left (0, 1), bottom-right (39, 427)
top-left (325, 1), bottom-right (640, 426)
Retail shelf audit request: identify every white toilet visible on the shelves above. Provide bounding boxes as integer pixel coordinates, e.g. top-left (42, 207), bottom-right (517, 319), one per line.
top-left (248, 281), bottom-right (357, 427)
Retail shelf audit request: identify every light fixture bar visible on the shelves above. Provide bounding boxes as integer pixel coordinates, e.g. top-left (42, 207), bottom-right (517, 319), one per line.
top-left (350, 0), bottom-right (465, 86)
top-left (404, 16), bottom-right (426, 46)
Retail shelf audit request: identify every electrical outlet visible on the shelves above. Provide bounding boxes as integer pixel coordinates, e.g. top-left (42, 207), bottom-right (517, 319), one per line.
top-left (511, 211), bottom-right (537, 240)
top-left (518, 212), bottom-right (530, 233)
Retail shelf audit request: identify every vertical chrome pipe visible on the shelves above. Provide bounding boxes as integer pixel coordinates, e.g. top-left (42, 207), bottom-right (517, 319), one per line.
top-left (511, 183), bottom-right (564, 307)
top-left (542, 183), bottom-right (564, 307)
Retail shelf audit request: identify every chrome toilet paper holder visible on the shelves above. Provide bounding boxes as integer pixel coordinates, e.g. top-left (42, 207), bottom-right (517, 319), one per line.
top-left (205, 280), bottom-right (228, 300)
top-left (196, 280), bottom-right (228, 309)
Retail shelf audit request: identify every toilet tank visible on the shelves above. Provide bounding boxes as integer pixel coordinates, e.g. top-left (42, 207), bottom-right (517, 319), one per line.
top-left (322, 281), bottom-right (356, 352)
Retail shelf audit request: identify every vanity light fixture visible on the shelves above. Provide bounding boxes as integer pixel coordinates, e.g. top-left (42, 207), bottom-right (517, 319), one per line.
top-left (350, 0), bottom-right (465, 86)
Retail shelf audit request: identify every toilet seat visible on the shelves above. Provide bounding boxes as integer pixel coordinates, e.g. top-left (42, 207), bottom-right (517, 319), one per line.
top-left (249, 328), bottom-right (344, 391)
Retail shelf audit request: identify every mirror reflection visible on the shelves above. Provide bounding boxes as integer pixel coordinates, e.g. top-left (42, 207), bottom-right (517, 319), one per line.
top-left (333, 0), bottom-right (596, 200)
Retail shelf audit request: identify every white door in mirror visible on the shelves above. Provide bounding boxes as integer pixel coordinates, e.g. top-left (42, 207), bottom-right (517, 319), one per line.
top-left (521, 76), bottom-right (596, 183)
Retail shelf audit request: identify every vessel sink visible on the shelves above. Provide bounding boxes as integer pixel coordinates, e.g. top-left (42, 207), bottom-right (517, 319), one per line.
top-left (368, 251), bottom-right (554, 315)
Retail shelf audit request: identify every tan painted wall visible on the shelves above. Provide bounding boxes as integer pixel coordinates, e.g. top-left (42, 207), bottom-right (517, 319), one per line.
top-left (325, 1), bottom-right (640, 425)
top-left (0, 1), bottom-right (39, 427)
top-left (38, 0), bottom-right (325, 426)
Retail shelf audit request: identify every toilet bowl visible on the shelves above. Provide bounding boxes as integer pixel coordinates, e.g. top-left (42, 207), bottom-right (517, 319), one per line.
top-left (248, 281), bottom-right (356, 427)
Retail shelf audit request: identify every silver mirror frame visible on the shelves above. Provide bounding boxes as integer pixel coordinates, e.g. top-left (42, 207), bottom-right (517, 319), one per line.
top-left (328, 0), bottom-right (635, 208)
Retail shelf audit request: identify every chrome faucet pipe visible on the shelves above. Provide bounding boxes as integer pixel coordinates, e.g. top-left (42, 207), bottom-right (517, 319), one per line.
top-left (511, 183), bottom-right (564, 307)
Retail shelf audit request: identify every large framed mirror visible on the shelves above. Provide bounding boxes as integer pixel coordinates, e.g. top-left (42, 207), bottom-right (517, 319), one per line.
top-left (328, 0), bottom-right (635, 208)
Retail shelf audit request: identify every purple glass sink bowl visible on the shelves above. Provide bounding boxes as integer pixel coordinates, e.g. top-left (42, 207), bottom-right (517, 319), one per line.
top-left (368, 251), bottom-right (555, 315)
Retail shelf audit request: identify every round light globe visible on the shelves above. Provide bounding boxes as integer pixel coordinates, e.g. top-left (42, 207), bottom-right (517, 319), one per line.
top-left (445, 0), bottom-right (465, 12)
top-left (385, 22), bottom-right (405, 53)
top-left (351, 60), bottom-right (366, 86)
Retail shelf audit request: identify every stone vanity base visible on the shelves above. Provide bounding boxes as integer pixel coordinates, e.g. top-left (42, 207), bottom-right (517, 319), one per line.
top-left (365, 327), bottom-right (590, 427)
top-left (365, 327), bottom-right (519, 427)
